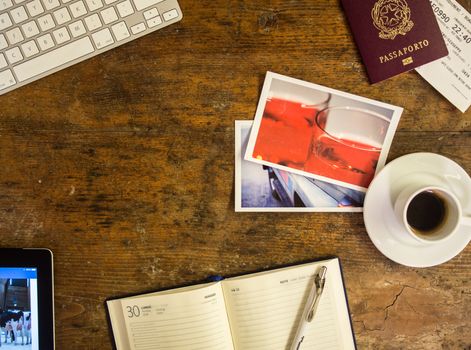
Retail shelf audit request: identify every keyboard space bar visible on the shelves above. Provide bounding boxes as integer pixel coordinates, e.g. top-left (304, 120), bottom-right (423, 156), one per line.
top-left (14, 37), bottom-right (95, 82)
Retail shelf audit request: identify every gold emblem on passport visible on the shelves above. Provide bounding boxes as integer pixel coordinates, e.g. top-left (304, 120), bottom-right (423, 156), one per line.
top-left (402, 57), bottom-right (413, 65)
top-left (371, 0), bottom-right (414, 40)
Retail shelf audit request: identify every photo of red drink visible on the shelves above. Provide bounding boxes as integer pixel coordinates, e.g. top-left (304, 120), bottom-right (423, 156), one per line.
top-left (305, 107), bottom-right (390, 187)
top-left (246, 73), bottom-right (402, 191)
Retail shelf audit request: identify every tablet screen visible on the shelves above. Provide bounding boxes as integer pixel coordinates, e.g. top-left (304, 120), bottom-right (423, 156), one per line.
top-left (0, 267), bottom-right (39, 349)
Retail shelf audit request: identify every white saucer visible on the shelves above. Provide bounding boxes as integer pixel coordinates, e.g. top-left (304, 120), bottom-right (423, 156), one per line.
top-left (363, 153), bottom-right (471, 267)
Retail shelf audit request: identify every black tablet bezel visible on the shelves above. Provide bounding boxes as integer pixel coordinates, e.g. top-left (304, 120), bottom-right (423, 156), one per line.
top-left (0, 248), bottom-right (55, 350)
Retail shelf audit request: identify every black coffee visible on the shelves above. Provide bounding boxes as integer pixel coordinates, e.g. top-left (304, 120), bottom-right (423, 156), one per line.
top-left (406, 190), bottom-right (447, 234)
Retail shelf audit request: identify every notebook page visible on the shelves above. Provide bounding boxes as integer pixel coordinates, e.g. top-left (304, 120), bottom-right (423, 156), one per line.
top-left (107, 284), bottom-right (218, 350)
top-left (117, 282), bottom-right (235, 350)
top-left (222, 259), bottom-right (355, 350)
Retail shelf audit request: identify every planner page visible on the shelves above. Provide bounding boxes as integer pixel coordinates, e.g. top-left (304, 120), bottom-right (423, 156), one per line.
top-left (222, 258), bottom-right (355, 350)
top-left (108, 282), bottom-right (235, 350)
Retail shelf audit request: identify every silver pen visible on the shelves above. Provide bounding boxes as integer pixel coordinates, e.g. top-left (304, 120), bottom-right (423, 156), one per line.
top-left (289, 266), bottom-right (327, 350)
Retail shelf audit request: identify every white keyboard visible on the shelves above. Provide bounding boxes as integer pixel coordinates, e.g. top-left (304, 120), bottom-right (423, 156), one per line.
top-left (0, 0), bottom-right (182, 95)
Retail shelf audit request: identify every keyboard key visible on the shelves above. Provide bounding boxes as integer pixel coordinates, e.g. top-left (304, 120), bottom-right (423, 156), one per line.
top-left (91, 27), bottom-right (113, 48)
top-left (52, 26), bottom-right (70, 43)
top-left (14, 0), bottom-right (24, 3)
top-left (0, 53), bottom-right (7, 68)
top-left (37, 33), bottom-right (55, 50)
top-left (70, 0), bottom-right (86, 17)
top-left (84, 13), bottom-right (101, 30)
top-left (0, 69), bottom-right (16, 90)
top-left (5, 47), bottom-right (23, 63)
top-left (26, 0), bottom-right (44, 16)
top-left (0, 13), bottom-right (13, 30)
top-left (111, 21), bottom-right (129, 41)
top-left (116, 0), bottom-right (133, 17)
top-left (146, 15), bottom-right (160, 27)
top-left (6, 27), bottom-right (24, 45)
top-left (100, 6), bottom-right (117, 24)
top-left (21, 39), bottom-right (39, 57)
top-left (0, 0), bottom-right (13, 10)
top-left (37, 13), bottom-right (54, 31)
top-left (22, 20), bottom-right (40, 38)
top-left (131, 0), bottom-right (160, 11)
top-left (10, 5), bottom-right (28, 23)
top-left (130, 22), bottom-right (144, 34)
top-left (42, 0), bottom-right (60, 10)
top-left (53, 7), bottom-right (71, 24)
top-left (0, 34), bottom-right (7, 49)
top-left (143, 7), bottom-right (157, 19)
top-left (162, 8), bottom-right (178, 21)
top-left (13, 36), bottom-right (94, 81)
top-left (85, 0), bottom-right (102, 11)
top-left (68, 19), bottom-right (85, 37)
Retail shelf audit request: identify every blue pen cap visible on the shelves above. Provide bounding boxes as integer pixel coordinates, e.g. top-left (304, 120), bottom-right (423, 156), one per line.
top-left (207, 275), bottom-right (224, 282)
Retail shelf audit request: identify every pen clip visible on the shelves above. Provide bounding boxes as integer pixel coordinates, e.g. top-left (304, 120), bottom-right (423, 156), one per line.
top-left (306, 266), bottom-right (327, 322)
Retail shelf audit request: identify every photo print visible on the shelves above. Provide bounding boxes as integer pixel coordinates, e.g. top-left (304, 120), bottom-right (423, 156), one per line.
top-left (244, 72), bottom-right (403, 191)
top-left (0, 270), bottom-right (35, 349)
top-left (235, 121), bottom-right (365, 212)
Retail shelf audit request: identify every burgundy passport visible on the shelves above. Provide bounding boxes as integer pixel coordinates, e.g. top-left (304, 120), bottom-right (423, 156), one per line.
top-left (341, 0), bottom-right (448, 83)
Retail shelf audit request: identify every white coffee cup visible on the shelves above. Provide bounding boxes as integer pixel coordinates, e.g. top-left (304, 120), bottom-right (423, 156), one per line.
top-left (394, 185), bottom-right (471, 244)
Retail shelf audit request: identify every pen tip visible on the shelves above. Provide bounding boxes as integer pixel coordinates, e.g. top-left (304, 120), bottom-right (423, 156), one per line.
top-left (320, 266), bottom-right (327, 279)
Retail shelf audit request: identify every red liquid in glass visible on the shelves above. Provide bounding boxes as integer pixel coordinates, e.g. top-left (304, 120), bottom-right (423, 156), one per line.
top-left (253, 98), bottom-right (380, 188)
top-left (304, 133), bottom-right (380, 188)
top-left (253, 98), bottom-right (318, 168)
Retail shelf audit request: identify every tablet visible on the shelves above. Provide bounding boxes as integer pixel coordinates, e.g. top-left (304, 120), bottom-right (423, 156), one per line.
top-left (0, 248), bottom-right (54, 350)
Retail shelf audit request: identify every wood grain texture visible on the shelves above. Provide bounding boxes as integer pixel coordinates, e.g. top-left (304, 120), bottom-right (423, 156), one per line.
top-left (0, 0), bottom-right (470, 349)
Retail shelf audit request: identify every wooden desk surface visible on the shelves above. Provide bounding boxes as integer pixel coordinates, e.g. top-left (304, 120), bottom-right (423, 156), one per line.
top-left (0, 0), bottom-right (470, 349)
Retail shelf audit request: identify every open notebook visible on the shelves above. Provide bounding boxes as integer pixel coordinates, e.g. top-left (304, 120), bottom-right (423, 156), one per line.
top-left (107, 257), bottom-right (356, 350)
